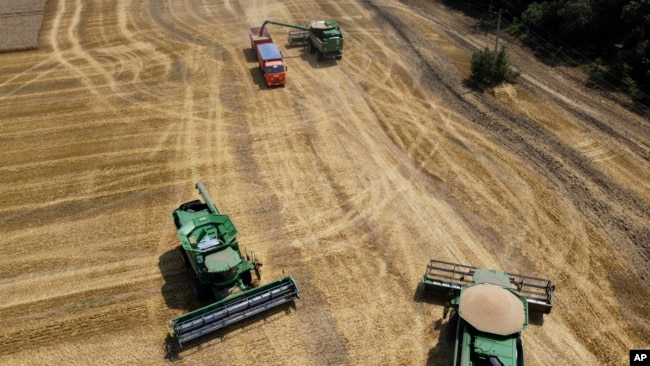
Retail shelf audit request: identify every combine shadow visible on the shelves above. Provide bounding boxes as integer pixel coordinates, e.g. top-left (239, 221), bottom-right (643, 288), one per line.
top-left (426, 318), bottom-right (455, 366)
top-left (295, 47), bottom-right (340, 69)
top-left (257, 42), bottom-right (341, 69)
top-left (528, 310), bottom-right (545, 326)
top-left (159, 247), bottom-right (198, 311)
top-left (413, 283), bottom-right (454, 366)
top-left (412, 281), bottom-right (447, 307)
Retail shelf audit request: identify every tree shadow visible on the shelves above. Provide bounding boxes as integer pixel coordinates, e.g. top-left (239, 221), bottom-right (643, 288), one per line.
top-left (440, 0), bottom-right (489, 18)
top-left (461, 78), bottom-right (485, 94)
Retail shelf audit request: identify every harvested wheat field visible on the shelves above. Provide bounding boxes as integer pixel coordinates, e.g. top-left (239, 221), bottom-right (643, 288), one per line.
top-left (0, 0), bottom-right (47, 51)
top-left (0, 0), bottom-right (648, 365)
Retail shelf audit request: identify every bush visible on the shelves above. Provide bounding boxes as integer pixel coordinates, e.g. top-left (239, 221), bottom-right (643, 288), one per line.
top-left (470, 46), bottom-right (520, 86)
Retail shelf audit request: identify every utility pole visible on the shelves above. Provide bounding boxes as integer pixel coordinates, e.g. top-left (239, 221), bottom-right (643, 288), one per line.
top-left (493, 8), bottom-right (502, 62)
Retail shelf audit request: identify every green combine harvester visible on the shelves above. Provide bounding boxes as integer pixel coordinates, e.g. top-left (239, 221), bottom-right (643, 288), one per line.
top-left (421, 259), bottom-right (555, 366)
top-left (257, 19), bottom-right (344, 61)
top-left (168, 182), bottom-right (299, 347)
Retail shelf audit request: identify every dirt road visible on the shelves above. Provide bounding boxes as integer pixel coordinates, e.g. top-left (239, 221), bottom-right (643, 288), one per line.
top-left (0, 1), bottom-right (648, 365)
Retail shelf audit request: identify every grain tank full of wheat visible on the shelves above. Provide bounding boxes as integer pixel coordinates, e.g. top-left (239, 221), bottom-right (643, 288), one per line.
top-left (421, 259), bottom-right (555, 366)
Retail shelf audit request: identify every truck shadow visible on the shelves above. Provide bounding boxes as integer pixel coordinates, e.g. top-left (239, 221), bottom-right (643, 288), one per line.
top-left (241, 48), bottom-right (264, 89)
top-left (243, 47), bottom-right (257, 63)
top-left (248, 67), bottom-right (268, 89)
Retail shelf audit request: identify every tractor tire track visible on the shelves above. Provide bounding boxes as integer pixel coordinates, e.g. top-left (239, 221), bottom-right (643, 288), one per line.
top-left (1, 1), bottom-right (648, 365)
top-left (361, 0), bottom-right (650, 279)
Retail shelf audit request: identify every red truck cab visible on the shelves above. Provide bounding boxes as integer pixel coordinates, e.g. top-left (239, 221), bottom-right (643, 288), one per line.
top-left (249, 26), bottom-right (286, 87)
top-left (256, 43), bottom-right (286, 87)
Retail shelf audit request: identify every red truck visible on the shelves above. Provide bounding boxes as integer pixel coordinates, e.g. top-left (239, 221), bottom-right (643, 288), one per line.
top-left (248, 26), bottom-right (286, 87)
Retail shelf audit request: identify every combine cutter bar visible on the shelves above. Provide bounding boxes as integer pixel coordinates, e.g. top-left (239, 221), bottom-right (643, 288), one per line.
top-left (508, 272), bottom-right (554, 314)
top-left (171, 276), bottom-right (299, 347)
top-left (422, 259), bottom-right (554, 313)
top-left (422, 259), bottom-right (475, 295)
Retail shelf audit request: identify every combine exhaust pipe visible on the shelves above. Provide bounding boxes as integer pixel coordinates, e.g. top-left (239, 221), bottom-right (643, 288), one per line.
top-left (171, 276), bottom-right (299, 347)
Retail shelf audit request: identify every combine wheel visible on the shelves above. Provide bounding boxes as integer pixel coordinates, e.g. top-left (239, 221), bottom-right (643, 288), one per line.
top-left (192, 275), bottom-right (211, 301)
top-left (163, 333), bottom-right (178, 361)
top-left (241, 270), bottom-right (253, 286)
top-left (316, 50), bottom-right (323, 61)
top-left (178, 246), bottom-right (190, 268)
top-left (308, 40), bottom-right (315, 53)
top-left (445, 310), bottom-right (459, 346)
top-left (179, 200), bottom-right (207, 213)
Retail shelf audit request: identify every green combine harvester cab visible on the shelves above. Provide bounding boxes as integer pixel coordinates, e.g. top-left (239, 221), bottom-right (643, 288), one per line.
top-left (421, 259), bottom-right (555, 366)
top-left (258, 19), bottom-right (344, 61)
top-left (169, 182), bottom-right (299, 347)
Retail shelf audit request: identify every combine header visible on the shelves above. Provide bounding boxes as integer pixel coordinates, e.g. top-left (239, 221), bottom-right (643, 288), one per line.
top-left (168, 182), bottom-right (299, 347)
top-left (422, 259), bottom-right (554, 314)
top-left (421, 259), bottom-right (555, 366)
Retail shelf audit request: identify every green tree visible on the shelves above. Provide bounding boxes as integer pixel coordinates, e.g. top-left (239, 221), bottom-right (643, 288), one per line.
top-left (557, 0), bottom-right (592, 38)
top-left (470, 46), bottom-right (520, 86)
top-left (610, 0), bottom-right (649, 100)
